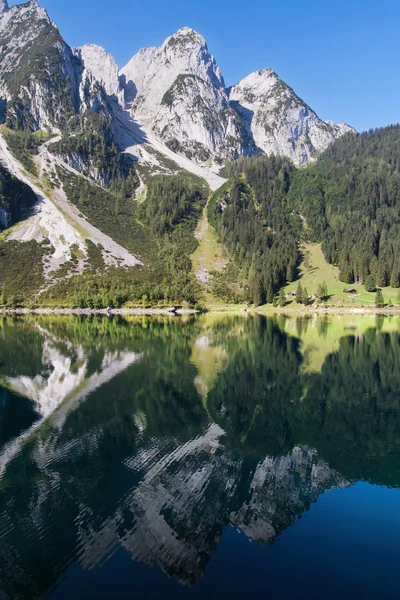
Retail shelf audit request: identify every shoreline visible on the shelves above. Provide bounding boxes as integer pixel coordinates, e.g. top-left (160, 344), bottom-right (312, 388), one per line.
top-left (0, 307), bottom-right (198, 316)
top-left (1, 305), bottom-right (400, 317)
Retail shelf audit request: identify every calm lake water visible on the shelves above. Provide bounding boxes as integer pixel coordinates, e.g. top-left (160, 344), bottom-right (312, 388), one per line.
top-left (0, 313), bottom-right (400, 599)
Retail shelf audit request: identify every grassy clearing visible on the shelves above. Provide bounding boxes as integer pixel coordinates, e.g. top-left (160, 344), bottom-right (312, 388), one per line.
top-left (191, 204), bottom-right (228, 305)
top-left (282, 243), bottom-right (400, 307)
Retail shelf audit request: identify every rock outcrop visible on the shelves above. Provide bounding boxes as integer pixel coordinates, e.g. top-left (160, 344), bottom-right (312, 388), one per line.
top-left (229, 68), bottom-right (354, 165)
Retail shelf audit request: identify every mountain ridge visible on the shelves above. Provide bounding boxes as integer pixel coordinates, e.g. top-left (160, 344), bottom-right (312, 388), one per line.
top-left (3, 1), bottom-right (397, 312)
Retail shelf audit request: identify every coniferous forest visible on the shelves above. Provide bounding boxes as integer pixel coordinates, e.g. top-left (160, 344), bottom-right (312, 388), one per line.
top-left (209, 125), bottom-right (400, 304)
top-left (2, 125), bottom-right (400, 307)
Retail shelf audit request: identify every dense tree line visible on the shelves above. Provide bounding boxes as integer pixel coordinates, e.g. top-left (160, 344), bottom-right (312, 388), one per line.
top-left (210, 155), bottom-right (300, 304)
top-left (289, 125), bottom-right (400, 287)
top-left (212, 126), bottom-right (400, 304)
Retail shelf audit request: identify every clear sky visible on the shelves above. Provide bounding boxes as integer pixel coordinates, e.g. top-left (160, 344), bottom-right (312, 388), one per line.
top-left (9, 0), bottom-right (400, 132)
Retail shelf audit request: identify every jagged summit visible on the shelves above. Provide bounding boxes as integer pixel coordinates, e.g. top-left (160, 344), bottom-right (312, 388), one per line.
top-left (118, 26), bottom-right (239, 162)
top-left (120, 25), bottom-right (225, 114)
top-left (230, 68), bottom-right (355, 164)
top-left (164, 27), bottom-right (208, 49)
top-left (0, 3), bottom-right (354, 165)
top-left (76, 44), bottom-right (121, 99)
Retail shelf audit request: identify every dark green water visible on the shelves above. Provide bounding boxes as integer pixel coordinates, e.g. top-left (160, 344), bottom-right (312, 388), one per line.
top-left (0, 314), bottom-right (400, 599)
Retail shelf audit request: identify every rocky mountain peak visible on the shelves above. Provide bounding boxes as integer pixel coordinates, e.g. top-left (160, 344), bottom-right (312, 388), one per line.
top-left (0, 0), bottom-right (8, 14)
top-left (120, 26), bottom-right (224, 118)
top-left (76, 44), bottom-right (121, 99)
top-left (166, 26), bottom-right (207, 49)
top-left (230, 68), bottom-right (355, 164)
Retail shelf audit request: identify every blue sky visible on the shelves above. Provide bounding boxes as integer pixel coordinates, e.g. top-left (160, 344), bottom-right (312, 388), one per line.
top-left (9, 0), bottom-right (400, 132)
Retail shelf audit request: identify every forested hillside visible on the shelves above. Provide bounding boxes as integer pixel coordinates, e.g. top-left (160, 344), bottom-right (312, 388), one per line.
top-left (39, 172), bottom-right (208, 309)
top-left (209, 156), bottom-right (299, 304)
top-left (289, 125), bottom-right (400, 288)
top-left (210, 126), bottom-right (400, 304)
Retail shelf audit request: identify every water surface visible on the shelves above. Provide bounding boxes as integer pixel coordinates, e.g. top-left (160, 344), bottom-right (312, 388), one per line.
top-left (0, 314), bottom-right (400, 599)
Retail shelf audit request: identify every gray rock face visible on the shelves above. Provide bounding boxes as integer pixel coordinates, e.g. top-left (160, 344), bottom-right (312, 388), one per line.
top-left (229, 69), bottom-right (355, 165)
top-left (120, 27), bottom-right (251, 162)
top-left (0, 2), bottom-right (354, 166)
top-left (0, 3), bottom-right (118, 133)
top-left (0, 0), bottom-right (80, 130)
top-left (119, 29), bottom-right (354, 165)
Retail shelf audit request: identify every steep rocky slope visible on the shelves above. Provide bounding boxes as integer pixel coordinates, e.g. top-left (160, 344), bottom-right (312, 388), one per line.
top-left (229, 68), bottom-right (354, 165)
top-left (0, 0), bottom-right (80, 130)
top-left (120, 27), bottom-right (353, 165)
top-left (120, 28), bottom-right (250, 162)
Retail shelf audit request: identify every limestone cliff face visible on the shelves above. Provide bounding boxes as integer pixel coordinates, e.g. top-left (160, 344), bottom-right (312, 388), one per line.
top-left (229, 68), bottom-right (355, 165)
top-left (119, 28), bottom-right (353, 165)
top-left (0, 4), bottom-right (353, 165)
top-left (0, 4), bottom-right (119, 134)
top-left (74, 43), bottom-right (124, 108)
top-left (0, 1), bottom-right (80, 131)
top-left (120, 28), bottom-right (250, 162)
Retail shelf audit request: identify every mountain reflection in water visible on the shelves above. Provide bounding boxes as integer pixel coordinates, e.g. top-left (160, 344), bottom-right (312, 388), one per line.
top-left (0, 314), bottom-right (400, 599)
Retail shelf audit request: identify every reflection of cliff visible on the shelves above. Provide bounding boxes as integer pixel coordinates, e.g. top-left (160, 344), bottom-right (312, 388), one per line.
top-left (76, 430), bottom-right (345, 586)
top-left (231, 446), bottom-right (346, 543)
top-left (0, 325), bottom-right (142, 476)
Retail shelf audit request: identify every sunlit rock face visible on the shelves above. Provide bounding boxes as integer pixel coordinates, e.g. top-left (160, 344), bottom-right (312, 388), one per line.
top-left (75, 43), bottom-right (124, 106)
top-left (120, 27), bottom-right (249, 162)
top-left (0, 1), bottom-right (80, 131)
top-left (119, 28), bottom-right (353, 165)
top-left (0, 3), bottom-right (353, 166)
top-left (229, 69), bottom-right (355, 165)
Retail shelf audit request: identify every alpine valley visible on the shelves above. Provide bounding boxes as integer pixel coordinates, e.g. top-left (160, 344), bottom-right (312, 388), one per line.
top-left (1, 0), bottom-right (399, 309)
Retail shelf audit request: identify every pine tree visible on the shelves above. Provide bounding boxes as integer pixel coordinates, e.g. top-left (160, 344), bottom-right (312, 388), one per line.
top-left (296, 282), bottom-right (303, 304)
top-left (365, 275), bottom-right (376, 292)
top-left (303, 287), bottom-right (309, 306)
top-left (1, 283), bottom-right (5, 306)
top-left (375, 289), bottom-right (384, 308)
top-left (390, 265), bottom-right (400, 288)
top-left (278, 288), bottom-right (286, 307)
top-left (317, 281), bottom-right (328, 300)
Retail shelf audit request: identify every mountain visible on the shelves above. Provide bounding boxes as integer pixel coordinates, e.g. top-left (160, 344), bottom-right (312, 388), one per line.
top-left (4, 0), bottom-right (396, 311)
top-left (120, 27), bottom-right (250, 163)
top-left (229, 68), bottom-right (354, 165)
top-left (0, 1), bottom-right (352, 167)
top-left (0, 0), bottom-right (80, 131)
top-left (120, 27), bottom-right (353, 165)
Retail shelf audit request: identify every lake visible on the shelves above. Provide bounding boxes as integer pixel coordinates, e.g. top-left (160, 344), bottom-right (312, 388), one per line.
top-left (0, 313), bottom-right (400, 599)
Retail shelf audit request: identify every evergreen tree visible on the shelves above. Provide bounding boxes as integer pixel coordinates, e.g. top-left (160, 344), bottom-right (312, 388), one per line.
top-left (296, 282), bottom-right (303, 304)
top-left (365, 275), bottom-right (376, 292)
top-left (278, 288), bottom-right (286, 307)
top-left (375, 289), bottom-right (384, 308)
top-left (317, 281), bottom-right (328, 300)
